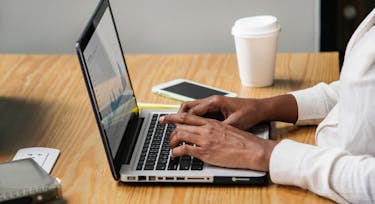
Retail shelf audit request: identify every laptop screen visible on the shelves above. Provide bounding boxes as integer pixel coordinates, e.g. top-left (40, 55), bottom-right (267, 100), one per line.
top-left (81, 5), bottom-right (137, 158)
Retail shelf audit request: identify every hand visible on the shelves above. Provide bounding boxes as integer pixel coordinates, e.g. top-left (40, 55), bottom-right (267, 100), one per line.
top-left (179, 95), bottom-right (266, 130)
top-left (179, 94), bottom-right (299, 130)
top-left (159, 113), bottom-right (277, 171)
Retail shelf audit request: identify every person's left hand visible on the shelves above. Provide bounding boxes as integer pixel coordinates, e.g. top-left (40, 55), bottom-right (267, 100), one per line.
top-left (159, 113), bottom-right (277, 172)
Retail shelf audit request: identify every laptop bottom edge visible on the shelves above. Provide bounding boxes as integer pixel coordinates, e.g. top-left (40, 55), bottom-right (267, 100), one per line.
top-left (120, 173), bottom-right (268, 185)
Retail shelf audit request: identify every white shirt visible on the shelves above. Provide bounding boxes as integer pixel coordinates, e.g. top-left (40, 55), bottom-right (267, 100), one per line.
top-left (269, 9), bottom-right (375, 203)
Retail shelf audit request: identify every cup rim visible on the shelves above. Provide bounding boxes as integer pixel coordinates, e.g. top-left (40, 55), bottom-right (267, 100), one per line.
top-left (231, 15), bottom-right (281, 37)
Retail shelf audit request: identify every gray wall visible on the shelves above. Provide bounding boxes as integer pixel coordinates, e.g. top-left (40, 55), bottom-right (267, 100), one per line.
top-left (0, 0), bottom-right (319, 54)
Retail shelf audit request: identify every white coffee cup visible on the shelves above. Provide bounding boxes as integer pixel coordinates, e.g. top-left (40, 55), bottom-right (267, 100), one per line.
top-left (232, 16), bottom-right (280, 87)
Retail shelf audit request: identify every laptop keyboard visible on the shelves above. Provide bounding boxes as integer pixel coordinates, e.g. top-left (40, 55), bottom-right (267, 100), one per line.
top-left (136, 114), bottom-right (204, 171)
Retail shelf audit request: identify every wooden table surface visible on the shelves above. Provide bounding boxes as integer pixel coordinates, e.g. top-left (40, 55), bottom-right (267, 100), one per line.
top-left (0, 53), bottom-right (339, 203)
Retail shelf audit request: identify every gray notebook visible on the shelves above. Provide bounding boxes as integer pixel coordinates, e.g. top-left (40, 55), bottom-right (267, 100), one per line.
top-left (0, 158), bottom-right (62, 203)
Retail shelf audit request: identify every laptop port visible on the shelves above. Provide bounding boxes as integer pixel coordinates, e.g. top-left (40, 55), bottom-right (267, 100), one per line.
top-left (165, 177), bottom-right (174, 181)
top-left (176, 177), bottom-right (185, 181)
top-left (187, 177), bottom-right (205, 181)
top-left (138, 176), bottom-right (146, 181)
top-left (127, 176), bottom-right (136, 181)
top-left (157, 177), bottom-right (164, 180)
top-left (149, 176), bottom-right (156, 181)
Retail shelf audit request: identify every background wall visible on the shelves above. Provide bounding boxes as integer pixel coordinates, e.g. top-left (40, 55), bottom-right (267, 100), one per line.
top-left (0, 0), bottom-right (319, 54)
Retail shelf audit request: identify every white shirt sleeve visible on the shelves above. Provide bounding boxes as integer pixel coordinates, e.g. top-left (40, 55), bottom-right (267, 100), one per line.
top-left (289, 81), bottom-right (339, 125)
top-left (270, 140), bottom-right (375, 203)
top-left (269, 10), bottom-right (375, 203)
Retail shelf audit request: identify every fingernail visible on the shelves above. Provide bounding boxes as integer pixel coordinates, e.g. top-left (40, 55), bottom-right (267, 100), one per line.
top-left (159, 116), bottom-right (165, 122)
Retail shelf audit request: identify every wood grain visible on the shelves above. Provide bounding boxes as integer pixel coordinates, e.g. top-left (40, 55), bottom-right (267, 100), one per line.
top-left (0, 53), bottom-right (339, 203)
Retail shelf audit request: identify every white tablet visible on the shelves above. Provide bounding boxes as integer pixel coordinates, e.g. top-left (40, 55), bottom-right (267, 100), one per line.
top-left (152, 79), bottom-right (237, 102)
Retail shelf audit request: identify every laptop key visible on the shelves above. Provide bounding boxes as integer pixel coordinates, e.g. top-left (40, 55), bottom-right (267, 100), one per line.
top-left (145, 161), bottom-right (155, 167)
top-left (144, 165), bottom-right (154, 170)
top-left (181, 155), bottom-right (191, 161)
top-left (146, 158), bottom-right (156, 164)
top-left (168, 163), bottom-right (178, 170)
top-left (179, 156), bottom-right (191, 170)
top-left (179, 161), bottom-right (190, 170)
top-left (161, 149), bottom-right (169, 155)
top-left (136, 163), bottom-right (143, 170)
top-left (159, 154), bottom-right (169, 160)
top-left (191, 165), bottom-right (203, 170)
top-left (191, 157), bottom-right (204, 170)
top-left (148, 151), bottom-right (157, 156)
top-left (150, 144), bottom-right (159, 149)
top-left (146, 155), bottom-right (156, 161)
top-left (156, 164), bottom-right (166, 170)
top-left (192, 157), bottom-right (203, 164)
top-left (149, 148), bottom-right (159, 154)
top-left (158, 160), bottom-right (167, 165)
top-left (191, 162), bottom-right (203, 170)
top-left (168, 157), bottom-right (179, 170)
top-left (152, 141), bottom-right (161, 146)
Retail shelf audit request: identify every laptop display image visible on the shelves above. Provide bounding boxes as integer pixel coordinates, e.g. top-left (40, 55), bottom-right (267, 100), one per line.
top-left (76, 0), bottom-right (270, 184)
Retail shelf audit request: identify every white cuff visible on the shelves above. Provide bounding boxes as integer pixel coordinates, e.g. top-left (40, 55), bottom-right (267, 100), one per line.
top-left (269, 139), bottom-right (349, 203)
top-left (289, 83), bottom-right (331, 125)
top-left (269, 139), bottom-right (315, 188)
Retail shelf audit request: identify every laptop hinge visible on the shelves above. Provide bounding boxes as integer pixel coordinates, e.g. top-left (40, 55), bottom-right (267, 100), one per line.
top-left (114, 116), bottom-right (144, 174)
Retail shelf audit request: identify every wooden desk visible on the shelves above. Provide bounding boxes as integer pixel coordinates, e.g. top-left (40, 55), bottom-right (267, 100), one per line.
top-left (0, 53), bottom-right (339, 203)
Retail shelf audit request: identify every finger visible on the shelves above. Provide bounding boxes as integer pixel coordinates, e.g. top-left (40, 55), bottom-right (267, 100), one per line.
top-left (171, 143), bottom-right (201, 158)
top-left (179, 96), bottom-right (216, 114)
top-left (179, 101), bottom-right (200, 113)
top-left (169, 125), bottom-right (204, 147)
top-left (159, 113), bottom-right (207, 126)
top-left (222, 113), bottom-right (242, 127)
top-left (187, 102), bottom-right (211, 116)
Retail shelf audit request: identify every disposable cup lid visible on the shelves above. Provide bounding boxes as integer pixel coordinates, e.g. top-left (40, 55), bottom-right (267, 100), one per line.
top-left (232, 15), bottom-right (280, 37)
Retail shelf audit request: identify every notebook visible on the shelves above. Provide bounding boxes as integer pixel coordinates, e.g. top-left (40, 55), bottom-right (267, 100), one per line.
top-left (0, 159), bottom-right (62, 203)
top-left (75, 0), bottom-right (270, 184)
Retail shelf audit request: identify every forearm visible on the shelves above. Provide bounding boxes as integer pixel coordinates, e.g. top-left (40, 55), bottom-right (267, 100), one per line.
top-left (258, 94), bottom-right (298, 124)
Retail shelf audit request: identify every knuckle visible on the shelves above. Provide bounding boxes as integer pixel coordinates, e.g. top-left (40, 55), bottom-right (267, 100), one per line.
top-left (180, 102), bottom-right (189, 111)
top-left (162, 114), bottom-right (170, 121)
top-left (169, 140), bottom-right (176, 148)
top-left (200, 139), bottom-right (210, 147)
top-left (174, 125), bottom-right (180, 132)
top-left (181, 144), bottom-right (189, 155)
top-left (170, 133), bottom-right (177, 143)
top-left (175, 131), bottom-right (184, 141)
top-left (206, 138), bottom-right (214, 147)
top-left (171, 148), bottom-right (180, 157)
top-left (179, 112), bottom-right (189, 122)
top-left (210, 95), bottom-right (222, 104)
top-left (207, 125), bottom-right (215, 135)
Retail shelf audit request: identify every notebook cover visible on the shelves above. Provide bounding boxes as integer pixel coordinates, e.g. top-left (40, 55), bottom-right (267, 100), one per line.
top-left (0, 158), bottom-right (62, 203)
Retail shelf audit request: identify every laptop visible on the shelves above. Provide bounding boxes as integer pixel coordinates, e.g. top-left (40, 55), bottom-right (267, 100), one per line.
top-left (75, 0), bottom-right (270, 185)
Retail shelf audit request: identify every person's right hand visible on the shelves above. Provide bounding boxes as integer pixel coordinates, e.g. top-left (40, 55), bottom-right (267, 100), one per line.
top-left (179, 95), bottom-right (266, 130)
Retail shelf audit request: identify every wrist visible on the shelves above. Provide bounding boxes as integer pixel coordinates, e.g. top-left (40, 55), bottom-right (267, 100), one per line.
top-left (246, 138), bottom-right (277, 172)
top-left (258, 94), bottom-right (298, 123)
top-left (256, 97), bottom-right (275, 122)
top-left (261, 140), bottom-right (278, 171)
